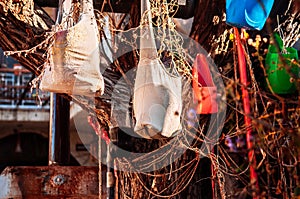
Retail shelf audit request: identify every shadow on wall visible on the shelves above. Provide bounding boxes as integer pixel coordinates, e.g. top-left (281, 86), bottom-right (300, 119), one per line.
top-left (0, 132), bottom-right (79, 173)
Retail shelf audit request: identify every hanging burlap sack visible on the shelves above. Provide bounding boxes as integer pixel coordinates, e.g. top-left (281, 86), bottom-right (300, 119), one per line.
top-left (133, 0), bottom-right (182, 139)
top-left (40, 0), bottom-right (104, 96)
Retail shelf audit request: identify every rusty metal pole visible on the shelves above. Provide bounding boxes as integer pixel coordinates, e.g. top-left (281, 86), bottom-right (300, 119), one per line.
top-left (48, 93), bottom-right (70, 165)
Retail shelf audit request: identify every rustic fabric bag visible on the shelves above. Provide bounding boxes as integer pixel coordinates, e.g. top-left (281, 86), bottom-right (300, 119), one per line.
top-left (40, 0), bottom-right (104, 96)
top-left (133, 0), bottom-right (182, 139)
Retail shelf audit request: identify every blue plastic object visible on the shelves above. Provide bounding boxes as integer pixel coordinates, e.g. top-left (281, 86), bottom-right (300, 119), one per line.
top-left (226, 0), bottom-right (274, 30)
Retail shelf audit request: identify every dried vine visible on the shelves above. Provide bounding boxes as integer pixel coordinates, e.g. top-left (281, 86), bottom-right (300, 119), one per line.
top-left (0, 0), bottom-right (299, 198)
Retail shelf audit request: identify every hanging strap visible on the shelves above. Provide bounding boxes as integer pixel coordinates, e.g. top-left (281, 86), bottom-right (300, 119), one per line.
top-left (140, 0), bottom-right (158, 59)
top-left (55, 0), bottom-right (95, 27)
top-left (81, 0), bottom-right (95, 15)
top-left (56, 0), bottom-right (72, 26)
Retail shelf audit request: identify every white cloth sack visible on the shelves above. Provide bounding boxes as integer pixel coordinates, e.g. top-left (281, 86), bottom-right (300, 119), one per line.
top-left (133, 0), bottom-right (182, 139)
top-left (40, 0), bottom-right (104, 96)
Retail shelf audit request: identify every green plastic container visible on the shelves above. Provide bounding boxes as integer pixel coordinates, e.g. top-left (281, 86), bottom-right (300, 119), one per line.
top-left (265, 33), bottom-right (299, 94)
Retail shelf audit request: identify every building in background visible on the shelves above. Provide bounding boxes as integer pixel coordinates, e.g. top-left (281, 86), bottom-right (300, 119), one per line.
top-left (0, 47), bottom-right (99, 173)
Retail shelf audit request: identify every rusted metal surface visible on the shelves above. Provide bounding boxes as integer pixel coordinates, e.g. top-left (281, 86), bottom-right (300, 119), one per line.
top-left (0, 166), bottom-right (106, 198)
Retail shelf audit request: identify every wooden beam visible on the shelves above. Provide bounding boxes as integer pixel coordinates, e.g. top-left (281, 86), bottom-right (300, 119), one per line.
top-left (34, 0), bottom-right (196, 19)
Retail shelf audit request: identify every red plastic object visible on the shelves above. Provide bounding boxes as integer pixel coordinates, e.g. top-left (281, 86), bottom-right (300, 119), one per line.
top-left (87, 116), bottom-right (110, 145)
top-left (192, 54), bottom-right (218, 114)
top-left (234, 27), bottom-right (259, 197)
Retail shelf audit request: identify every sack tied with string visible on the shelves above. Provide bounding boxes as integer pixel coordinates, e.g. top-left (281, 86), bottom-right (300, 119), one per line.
top-left (40, 0), bottom-right (104, 96)
top-left (133, 0), bottom-right (182, 139)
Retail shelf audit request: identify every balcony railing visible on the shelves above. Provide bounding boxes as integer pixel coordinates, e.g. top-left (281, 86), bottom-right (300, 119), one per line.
top-left (0, 67), bottom-right (50, 109)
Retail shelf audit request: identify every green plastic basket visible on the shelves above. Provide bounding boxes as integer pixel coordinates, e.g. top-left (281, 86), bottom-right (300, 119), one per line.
top-left (265, 33), bottom-right (299, 94)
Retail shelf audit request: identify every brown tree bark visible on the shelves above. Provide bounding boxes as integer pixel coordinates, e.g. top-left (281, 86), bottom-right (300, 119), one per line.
top-left (0, 0), bottom-right (299, 198)
top-left (0, 1), bottom-right (53, 73)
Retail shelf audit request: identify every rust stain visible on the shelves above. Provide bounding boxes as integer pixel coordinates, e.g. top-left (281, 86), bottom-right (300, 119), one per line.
top-left (0, 166), bottom-right (107, 199)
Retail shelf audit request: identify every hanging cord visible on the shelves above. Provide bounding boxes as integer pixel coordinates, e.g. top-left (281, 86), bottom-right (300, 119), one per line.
top-left (98, 134), bottom-right (102, 199)
top-left (132, 152), bottom-right (200, 198)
